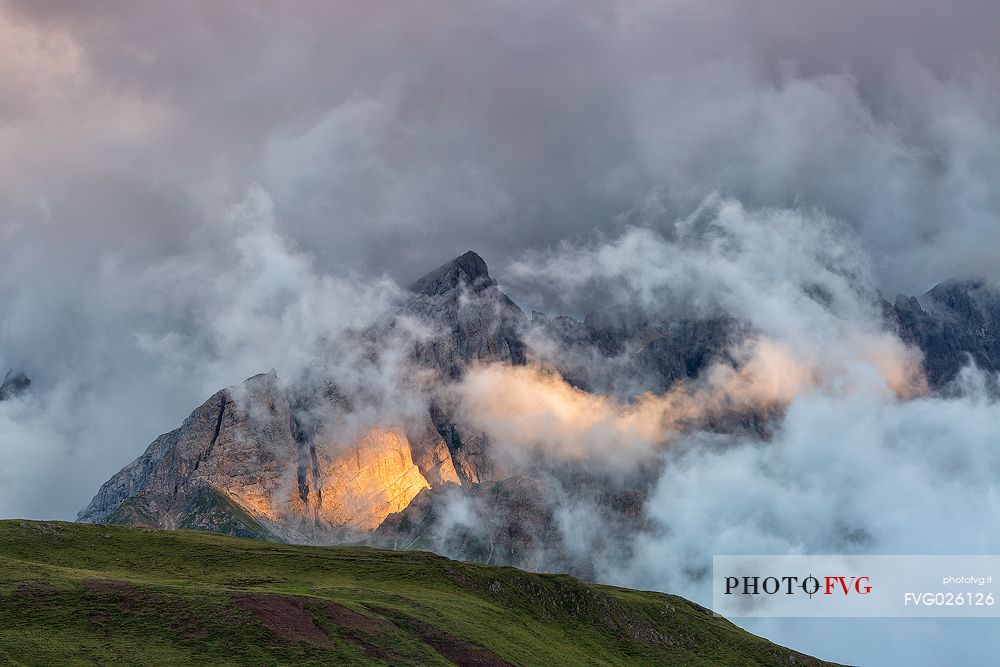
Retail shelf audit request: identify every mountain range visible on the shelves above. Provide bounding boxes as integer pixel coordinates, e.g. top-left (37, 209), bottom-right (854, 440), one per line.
top-left (75, 251), bottom-right (1000, 570)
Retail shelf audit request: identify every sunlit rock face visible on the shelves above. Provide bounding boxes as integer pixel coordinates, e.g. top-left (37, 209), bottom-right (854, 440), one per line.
top-left (304, 426), bottom-right (431, 532)
top-left (891, 279), bottom-right (1000, 389)
top-left (78, 373), bottom-right (435, 541)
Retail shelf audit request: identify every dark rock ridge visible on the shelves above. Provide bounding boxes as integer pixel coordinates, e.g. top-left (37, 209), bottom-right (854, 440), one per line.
top-left (405, 250), bottom-right (529, 484)
top-left (374, 476), bottom-right (564, 571)
top-left (408, 250), bottom-right (526, 379)
top-left (0, 370), bottom-right (30, 401)
top-left (889, 279), bottom-right (1000, 387)
top-left (534, 278), bottom-right (1000, 397)
top-left (373, 469), bottom-right (651, 575)
top-left (530, 307), bottom-right (743, 397)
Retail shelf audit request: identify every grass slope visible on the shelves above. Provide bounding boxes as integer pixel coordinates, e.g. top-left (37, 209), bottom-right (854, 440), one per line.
top-left (0, 521), bottom-right (837, 666)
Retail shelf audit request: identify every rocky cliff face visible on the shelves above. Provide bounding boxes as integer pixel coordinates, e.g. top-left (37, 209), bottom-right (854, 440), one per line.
top-left (890, 279), bottom-right (1000, 388)
top-left (406, 250), bottom-right (528, 484)
top-left (529, 307), bottom-right (742, 397)
top-left (78, 373), bottom-right (288, 538)
top-left (78, 372), bottom-right (434, 541)
top-left (80, 251), bottom-right (1000, 552)
top-left (79, 251), bottom-right (525, 540)
top-left (408, 250), bottom-right (526, 377)
top-left (372, 471), bottom-right (650, 575)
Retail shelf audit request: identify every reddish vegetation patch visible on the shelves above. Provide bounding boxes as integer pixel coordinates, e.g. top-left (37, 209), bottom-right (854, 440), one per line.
top-left (317, 601), bottom-right (400, 661)
top-left (83, 579), bottom-right (163, 611)
top-left (82, 580), bottom-right (160, 631)
top-left (376, 607), bottom-right (513, 667)
top-left (81, 579), bottom-right (207, 638)
top-left (14, 580), bottom-right (57, 600)
top-left (83, 579), bottom-right (140, 593)
top-left (235, 593), bottom-right (330, 644)
top-left (318, 600), bottom-right (392, 632)
top-left (411, 622), bottom-right (512, 667)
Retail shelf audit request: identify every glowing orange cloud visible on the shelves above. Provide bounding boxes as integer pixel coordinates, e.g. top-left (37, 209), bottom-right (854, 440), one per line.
top-left (452, 335), bottom-right (927, 467)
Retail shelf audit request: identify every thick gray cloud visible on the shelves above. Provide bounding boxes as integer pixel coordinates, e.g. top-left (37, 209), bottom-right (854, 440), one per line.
top-left (612, 368), bottom-right (1000, 666)
top-left (2, 2), bottom-right (1000, 665)
top-left (2, 0), bottom-right (1000, 290)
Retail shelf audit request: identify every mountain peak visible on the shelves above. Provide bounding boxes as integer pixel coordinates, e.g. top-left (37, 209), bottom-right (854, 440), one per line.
top-left (926, 277), bottom-right (986, 296)
top-left (410, 250), bottom-right (496, 296)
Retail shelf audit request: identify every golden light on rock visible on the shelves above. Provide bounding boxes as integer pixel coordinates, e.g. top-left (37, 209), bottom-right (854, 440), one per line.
top-left (316, 427), bottom-right (432, 531)
top-left (225, 425), bottom-right (433, 534)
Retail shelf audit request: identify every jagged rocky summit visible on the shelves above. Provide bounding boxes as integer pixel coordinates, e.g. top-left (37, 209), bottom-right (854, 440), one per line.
top-left (79, 250), bottom-right (1000, 564)
top-left (78, 251), bottom-right (525, 541)
top-left (888, 278), bottom-right (1000, 387)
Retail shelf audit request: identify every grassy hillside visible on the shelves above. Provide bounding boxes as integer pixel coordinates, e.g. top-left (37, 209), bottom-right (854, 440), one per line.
top-left (0, 521), bottom-right (836, 666)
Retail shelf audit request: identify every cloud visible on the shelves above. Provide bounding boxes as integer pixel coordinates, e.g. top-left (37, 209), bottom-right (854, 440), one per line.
top-left (2, 2), bottom-right (1000, 664)
top-left (0, 186), bottom-right (421, 521)
top-left (507, 197), bottom-right (928, 396)
top-left (436, 200), bottom-right (989, 666)
top-left (607, 367), bottom-right (1000, 666)
top-left (451, 332), bottom-right (908, 472)
top-left (2, 1), bottom-right (1000, 291)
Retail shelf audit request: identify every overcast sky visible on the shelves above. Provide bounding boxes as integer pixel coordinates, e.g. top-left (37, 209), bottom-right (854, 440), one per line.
top-left (2, 3), bottom-right (1000, 665)
top-left (3, 0), bottom-right (1000, 293)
